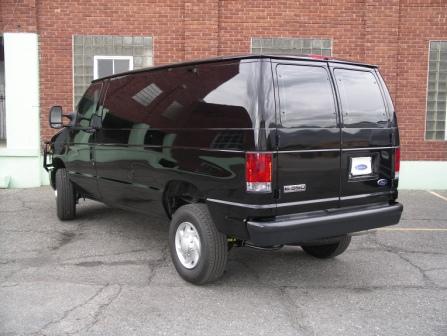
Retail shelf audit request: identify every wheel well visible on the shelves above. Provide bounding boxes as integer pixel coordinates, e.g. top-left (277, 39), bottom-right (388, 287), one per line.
top-left (163, 180), bottom-right (204, 218)
top-left (50, 158), bottom-right (65, 189)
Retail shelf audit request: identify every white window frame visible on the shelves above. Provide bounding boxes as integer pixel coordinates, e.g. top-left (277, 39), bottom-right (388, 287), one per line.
top-left (93, 55), bottom-right (134, 80)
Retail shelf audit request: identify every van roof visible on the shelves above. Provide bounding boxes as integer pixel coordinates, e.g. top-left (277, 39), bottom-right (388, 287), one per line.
top-left (92, 54), bottom-right (378, 82)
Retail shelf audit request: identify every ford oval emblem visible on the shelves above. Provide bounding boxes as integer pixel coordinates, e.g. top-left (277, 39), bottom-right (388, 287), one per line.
top-left (355, 164), bottom-right (368, 171)
top-left (377, 179), bottom-right (388, 186)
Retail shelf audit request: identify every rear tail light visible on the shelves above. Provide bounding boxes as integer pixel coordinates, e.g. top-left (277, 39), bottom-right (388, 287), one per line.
top-left (394, 147), bottom-right (400, 179)
top-left (245, 152), bottom-right (272, 193)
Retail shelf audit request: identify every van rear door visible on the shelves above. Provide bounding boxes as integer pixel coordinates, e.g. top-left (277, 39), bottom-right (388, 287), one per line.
top-left (330, 64), bottom-right (396, 207)
top-left (274, 60), bottom-right (341, 216)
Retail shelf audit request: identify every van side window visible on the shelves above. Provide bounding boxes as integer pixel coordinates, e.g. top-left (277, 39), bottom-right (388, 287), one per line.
top-left (277, 65), bottom-right (336, 128)
top-left (99, 76), bottom-right (136, 144)
top-left (334, 69), bottom-right (388, 127)
top-left (76, 83), bottom-right (102, 128)
top-left (101, 62), bottom-right (256, 129)
top-left (99, 108), bottom-right (133, 144)
top-left (151, 62), bottom-right (254, 130)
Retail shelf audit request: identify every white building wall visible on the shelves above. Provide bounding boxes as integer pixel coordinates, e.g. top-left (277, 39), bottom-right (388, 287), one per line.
top-left (0, 33), bottom-right (42, 188)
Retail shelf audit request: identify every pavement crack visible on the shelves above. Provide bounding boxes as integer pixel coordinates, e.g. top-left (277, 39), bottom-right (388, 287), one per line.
top-left (147, 265), bottom-right (158, 285)
top-left (33, 284), bottom-right (108, 335)
top-left (81, 284), bottom-right (122, 333)
top-left (60, 248), bottom-right (150, 262)
top-left (33, 284), bottom-right (122, 335)
top-left (396, 253), bottom-right (440, 288)
top-left (147, 244), bottom-right (169, 285)
top-left (72, 260), bottom-right (151, 267)
top-left (0, 282), bottom-right (19, 288)
top-left (277, 286), bottom-right (316, 336)
top-left (371, 232), bottom-right (441, 288)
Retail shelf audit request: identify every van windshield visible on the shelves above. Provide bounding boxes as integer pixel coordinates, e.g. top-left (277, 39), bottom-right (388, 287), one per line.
top-left (76, 83), bottom-right (102, 128)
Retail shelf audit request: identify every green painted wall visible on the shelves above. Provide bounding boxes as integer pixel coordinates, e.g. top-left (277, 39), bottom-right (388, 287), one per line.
top-left (399, 161), bottom-right (447, 190)
top-left (0, 156), bottom-right (42, 188)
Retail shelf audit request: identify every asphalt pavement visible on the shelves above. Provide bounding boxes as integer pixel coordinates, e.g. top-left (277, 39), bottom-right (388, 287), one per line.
top-left (0, 188), bottom-right (446, 336)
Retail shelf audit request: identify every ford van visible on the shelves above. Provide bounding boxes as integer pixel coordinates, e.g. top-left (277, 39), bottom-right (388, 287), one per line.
top-left (44, 54), bottom-right (403, 284)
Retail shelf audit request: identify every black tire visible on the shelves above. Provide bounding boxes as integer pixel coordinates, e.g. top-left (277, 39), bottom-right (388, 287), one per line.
top-left (55, 168), bottom-right (76, 220)
top-left (301, 235), bottom-right (351, 259)
top-left (169, 203), bottom-right (227, 285)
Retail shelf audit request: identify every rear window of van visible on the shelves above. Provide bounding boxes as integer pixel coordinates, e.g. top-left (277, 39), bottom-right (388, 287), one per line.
top-left (277, 64), bottom-right (337, 128)
top-left (334, 69), bottom-right (388, 128)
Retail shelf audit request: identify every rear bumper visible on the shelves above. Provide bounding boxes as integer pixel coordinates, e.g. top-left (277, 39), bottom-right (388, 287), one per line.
top-left (246, 202), bottom-right (403, 246)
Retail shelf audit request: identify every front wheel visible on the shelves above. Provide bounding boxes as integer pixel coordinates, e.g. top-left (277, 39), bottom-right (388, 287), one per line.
top-left (301, 235), bottom-right (351, 259)
top-left (168, 203), bottom-right (227, 285)
top-left (55, 168), bottom-right (76, 220)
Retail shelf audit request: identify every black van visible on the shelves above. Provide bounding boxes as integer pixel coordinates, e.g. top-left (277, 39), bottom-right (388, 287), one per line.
top-left (44, 54), bottom-right (403, 284)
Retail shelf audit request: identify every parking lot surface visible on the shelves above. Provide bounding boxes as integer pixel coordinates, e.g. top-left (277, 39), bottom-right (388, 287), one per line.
top-left (1, 188), bottom-right (447, 336)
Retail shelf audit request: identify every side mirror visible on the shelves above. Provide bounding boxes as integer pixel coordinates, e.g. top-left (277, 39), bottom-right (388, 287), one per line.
top-left (49, 106), bottom-right (64, 129)
top-left (49, 106), bottom-right (74, 129)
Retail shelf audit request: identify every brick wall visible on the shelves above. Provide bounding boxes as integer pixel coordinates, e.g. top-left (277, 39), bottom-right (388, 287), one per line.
top-left (396, 1), bottom-right (447, 160)
top-left (184, 0), bottom-right (219, 60)
top-left (1, 0), bottom-right (446, 160)
top-left (0, 0), bottom-right (37, 33)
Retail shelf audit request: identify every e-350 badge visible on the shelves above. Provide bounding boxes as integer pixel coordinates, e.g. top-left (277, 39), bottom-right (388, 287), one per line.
top-left (284, 184), bottom-right (306, 193)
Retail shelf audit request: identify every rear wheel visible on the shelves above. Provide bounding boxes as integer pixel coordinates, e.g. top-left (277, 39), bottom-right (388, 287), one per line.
top-left (55, 168), bottom-right (76, 220)
top-left (301, 235), bottom-right (351, 259)
top-left (169, 203), bottom-right (227, 284)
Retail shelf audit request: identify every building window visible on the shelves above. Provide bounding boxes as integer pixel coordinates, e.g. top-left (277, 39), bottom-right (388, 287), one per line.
top-left (251, 37), bottom-right (332, 56)
top-left (93, 55), bottom-right (133, 79)
top-left (426, 41), bottom-right (447, 140)
top-left (73, 35), bottom-right (153, 107)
